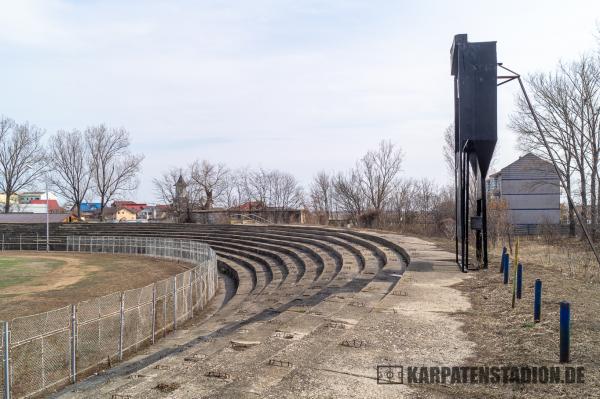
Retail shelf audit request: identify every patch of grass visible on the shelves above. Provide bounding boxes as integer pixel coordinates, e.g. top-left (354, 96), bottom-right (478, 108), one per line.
top-left (0, 257), bottom-right (64, 289)
top-left (0, 252), bottom-right (188, 320)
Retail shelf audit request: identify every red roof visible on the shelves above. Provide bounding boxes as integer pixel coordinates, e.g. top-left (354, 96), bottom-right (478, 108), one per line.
top-left (230, 201), bottom-right (265, 211)
top-left (30, 199), bottom-right (61, 211)
top-left (112, 201), bottom-right (147, 211)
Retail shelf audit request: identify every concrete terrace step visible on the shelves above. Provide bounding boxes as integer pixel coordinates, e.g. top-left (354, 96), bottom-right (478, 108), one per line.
top-left (46, 224), bottom-right (418, 398)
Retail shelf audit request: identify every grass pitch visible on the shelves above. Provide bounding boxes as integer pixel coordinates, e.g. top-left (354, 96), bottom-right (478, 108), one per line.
top-left (0, 251), bottom-right (190, 320)
top-left (0, 256), bottom-right (64, 289)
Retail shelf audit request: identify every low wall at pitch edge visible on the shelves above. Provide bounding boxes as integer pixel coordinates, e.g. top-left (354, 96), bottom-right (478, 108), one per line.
top-left (0, 235), bottom-right (218, 399)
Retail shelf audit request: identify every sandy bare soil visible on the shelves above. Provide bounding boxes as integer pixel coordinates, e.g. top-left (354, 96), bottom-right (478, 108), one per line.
top-left (0, 251), bottom-right (190, 320)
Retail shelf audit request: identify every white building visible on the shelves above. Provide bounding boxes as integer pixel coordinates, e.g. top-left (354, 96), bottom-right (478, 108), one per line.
top-left (18, 192), bottom-right (58, 204)
top-left (487, 153), bottom-right (560, 226)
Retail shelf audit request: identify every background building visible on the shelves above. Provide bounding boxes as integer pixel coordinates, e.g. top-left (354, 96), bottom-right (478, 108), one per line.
top-left (18, 192), bottom-right (58, 204)
top-left (487, 153), bottom-right (560, 227)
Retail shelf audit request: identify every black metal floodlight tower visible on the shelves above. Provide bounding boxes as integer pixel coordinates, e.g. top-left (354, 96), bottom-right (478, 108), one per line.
top-left (451, 34), bottom-right (497, 272)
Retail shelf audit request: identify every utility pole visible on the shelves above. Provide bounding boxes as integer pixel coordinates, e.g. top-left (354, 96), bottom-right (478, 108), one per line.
top-left (46, 180), bottom-right (50, 252)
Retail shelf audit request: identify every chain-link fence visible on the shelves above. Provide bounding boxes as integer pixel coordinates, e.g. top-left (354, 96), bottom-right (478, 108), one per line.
top-left (0, 233), bottom-right (67, 252)
top-left (0, 236), bottom-right (217, 399)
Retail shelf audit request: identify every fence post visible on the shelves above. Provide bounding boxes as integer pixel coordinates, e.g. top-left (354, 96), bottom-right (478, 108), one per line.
top-left (70, 304), bottom-right (77, 383)
top-left (503, 255), bottom-right (510, 284)
top-left (1, 234), bottom-right (3, 252)
top-left (151, 285), bottom-right (156, 345)
top-left (499, 247), bottom-right (506, 272)
top-left (189, 269), bottom-right (194, 319)
top-left (560, 301), bottom-right (570, 363)
top-left (516, 263), bottom-right (523, 300)
top-left (2, 321), bottom-right (10, 399)
top-left (534, 279), bottom-right (542, 323)
top-left (163, 291), bottom-right (167, 338)
top-left (173, 277), bottom-right (177, 330)
top-left (119, 293), bottom-right (125, 361)
top-left (36, 233), bottom-right (39, 251)
top-left (19, 235), bottom-right (21, 251)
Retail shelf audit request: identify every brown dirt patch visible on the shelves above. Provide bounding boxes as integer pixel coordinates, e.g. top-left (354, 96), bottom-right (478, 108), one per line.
top-left (0, 251), bottom-right (190, 320)
top-left (418, 239), bottom-right (600, 398)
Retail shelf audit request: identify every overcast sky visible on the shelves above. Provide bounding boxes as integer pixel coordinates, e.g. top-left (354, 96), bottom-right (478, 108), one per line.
top-left (1, 0), bottom-right (600, 203)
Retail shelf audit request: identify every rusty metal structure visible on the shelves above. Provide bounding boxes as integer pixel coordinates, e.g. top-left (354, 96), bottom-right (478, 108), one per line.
top-left (451, 34), bottom-right (497, 272)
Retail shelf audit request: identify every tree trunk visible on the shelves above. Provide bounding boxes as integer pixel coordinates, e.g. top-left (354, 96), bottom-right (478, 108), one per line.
top-left (580, 166), bottom-right (588, 240)
top-left (567, 176), bottom-right (576, 237)
top-left (591, 160), bottom-right (597, 241)
top-left (3, 188), bottom-right (14, 213)
top-left (99, 195), bottom-right (106, 221)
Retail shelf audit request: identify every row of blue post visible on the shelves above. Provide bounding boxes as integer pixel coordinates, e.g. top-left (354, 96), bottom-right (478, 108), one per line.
top-left (500, 247), bottom-right (570, 363)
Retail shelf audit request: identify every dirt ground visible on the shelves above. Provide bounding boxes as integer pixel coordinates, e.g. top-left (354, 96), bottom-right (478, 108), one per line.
top-left (420, 238), bottom-right (600, 398)
top-left (0, 251), bottom-right (190, 320)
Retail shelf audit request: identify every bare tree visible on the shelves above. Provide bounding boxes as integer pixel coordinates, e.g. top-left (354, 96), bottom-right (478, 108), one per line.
top-left (563, 55), bottom-right (600, 238)
top-left (358, 140), bottom-right (403, 213)
top-left (310, 171), bottom-right (333, 222)
top-left (233, 167), bottom-right (304, 211)
top-left (332, 168), bottom-right (365, 223)
top-left (47, 129), bottom-right (91, 218)
top-left (153, 167), bottom-right (183, 206)
top-left (442, 124), bottom-right (455, 175)
top-left (269, 170), bottom-right (304, 209)
top-left (153, 166), bottom-right (202, 222)
top-left (86, 125), bottom-right (144, 218)
top-left (190, 160), bottom-right (229, 209)
top-left (221, 170), bottom-right (243, 209)
top-left (390, 178), bottom-right (417, 227)
top-left (252, 168), bottom-right (271, 206)
top-left (510, 66), bottom-right (587, 237)
top-left (0, 118), bottom-right (46, 213)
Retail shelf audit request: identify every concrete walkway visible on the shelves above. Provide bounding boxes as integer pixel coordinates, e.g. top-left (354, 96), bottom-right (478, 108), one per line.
top-left (52, 232), bottom-right (472, 399)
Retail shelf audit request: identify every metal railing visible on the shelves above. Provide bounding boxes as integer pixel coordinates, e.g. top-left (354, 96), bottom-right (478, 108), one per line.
top-left (0, 235), bottom-right (218, 399)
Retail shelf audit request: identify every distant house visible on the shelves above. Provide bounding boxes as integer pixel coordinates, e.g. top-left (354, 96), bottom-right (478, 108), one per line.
top-left (112, 201), bottom-right (147, 213)
top-left (487, 153), bottom-right (560, 226)
top-left (30, 199), bottom-right (62, 212)
top-left (137, 206), bottom-right (154, 220)
top-left (9, 199), bottom-right (63, 214)
top-left (80, 202), bottom-right (102, 213)
top-left (18, 192), bottom-right (58, 204)
top-left (230, 201), bottom-right (266, 212)
top-left (0, 193), bottom-right (19, 210)
top-left (155, 205), bottom-right (171, 220)
top-left (75, 202), bottom-right (102, 221)
top-left (103, 206), bottom-right (137, 222)
top-left (328, 211), bottom-right (352, 227)
top-left (190, 201), bottom-right (304, 225)
top-left (137, 206), bottom-right (159, 220)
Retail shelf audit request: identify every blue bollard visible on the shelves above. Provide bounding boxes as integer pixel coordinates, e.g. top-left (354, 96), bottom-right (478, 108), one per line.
top-left (534, 279), bottom-right (542, 322)
top-left (516, 263), bottom-right (523, 299)
top-left (560, 301), bottom-right (570, 363)
top-left (500, 247), bottom-right (507, 273)
top-left (503, 255), bottom-right (510, 284)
